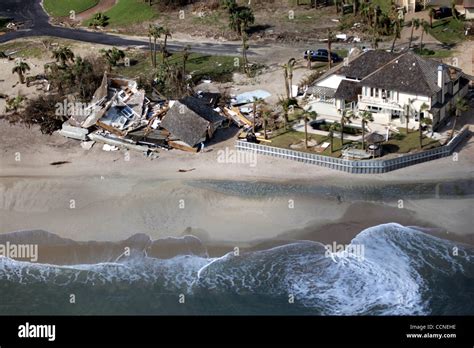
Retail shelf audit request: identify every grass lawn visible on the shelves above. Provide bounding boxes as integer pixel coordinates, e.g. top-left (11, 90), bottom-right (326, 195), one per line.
top-left (427, 18), bottom-right (465, 45)
top-left (385, 128), bottom-right (440, 153)
top-left (116, 51), bottom-right (240, 83)
top-left (0, 41), bottom-right (44, 58)
top-left (85, 0), bottom-right (157, 27)
top-left (43, 0), bottom-right (99, 17)
top-left (414, 48), bottom-right (454, 58)
top-left (268, 128), bottom-right (440, 159)
top-left (269, 130), bottom-right (348, 158)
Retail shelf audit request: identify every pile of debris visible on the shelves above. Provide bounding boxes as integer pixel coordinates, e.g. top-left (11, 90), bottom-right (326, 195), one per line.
top-left (57, 73), bottom-right (232, 154)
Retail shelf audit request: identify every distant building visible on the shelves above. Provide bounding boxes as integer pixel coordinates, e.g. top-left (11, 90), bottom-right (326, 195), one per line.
top-left (465, 0), bottom-right (474, 19)
top-left (306, 50), bottom-right (471, 131)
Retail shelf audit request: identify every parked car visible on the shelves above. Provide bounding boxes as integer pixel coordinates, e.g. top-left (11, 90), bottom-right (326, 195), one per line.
top-left (433, 6), bottom-right (458, 19)
top-left (304, 49), bottom-right (342, 63)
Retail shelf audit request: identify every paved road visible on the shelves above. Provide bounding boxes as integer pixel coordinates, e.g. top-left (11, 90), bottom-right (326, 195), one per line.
top-left (0, 0), bottom-right (252, 56)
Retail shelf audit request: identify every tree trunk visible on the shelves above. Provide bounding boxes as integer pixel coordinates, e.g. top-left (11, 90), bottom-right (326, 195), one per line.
top-left (252, 102), bottom-right (256, 133)
top-left (409, 22), bottom-right (415, 48)
top-left (284, 70), bottom-right (290, 100)
top-left (304, 117), bottom-right (308, 149)
top-left (340, 119), bottom-right (344, 145)
top-left (362, 120), bottom-right (365, 150)
top-left (149, 36), bottom-right (153, 66)
top-left (163, 35), bottom-right (168, 63)
top-left (419, 125), bottom-right (423, 149)
top-left (420, 28), bottom-right (424, 50)
top-left (450, 114), bottom-right (458, 139)
top-left (18, 71), bottom-right (24, 84)
top-left (328, 41), bottom-right (332, 68)
top-left (330, 133), bottom-right (334, 153)
top-left (264, 118), bottom-right (268, 139)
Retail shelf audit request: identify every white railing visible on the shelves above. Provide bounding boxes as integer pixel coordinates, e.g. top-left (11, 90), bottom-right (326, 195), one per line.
top-left (235, 126), bottom-right (470, 174)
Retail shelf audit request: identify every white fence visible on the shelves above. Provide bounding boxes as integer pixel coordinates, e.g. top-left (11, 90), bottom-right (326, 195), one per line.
top-left (235, 126), bottom-right (470, 174)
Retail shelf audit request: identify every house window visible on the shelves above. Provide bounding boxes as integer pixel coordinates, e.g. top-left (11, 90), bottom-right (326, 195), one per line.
top-left (370, 88), bottom-right (374, 97)
top-left (375, 89), bottom-right (379, 98)
top-left (386, 90), bottom-right (391, 99)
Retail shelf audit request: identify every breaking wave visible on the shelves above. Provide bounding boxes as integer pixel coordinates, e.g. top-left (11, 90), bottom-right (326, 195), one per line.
top-left (0, 223), bottom-right (473, 315)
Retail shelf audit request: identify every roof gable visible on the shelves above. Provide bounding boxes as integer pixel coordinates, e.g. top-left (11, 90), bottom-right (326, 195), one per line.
top-left (361, 52), bottom-right (443, 96)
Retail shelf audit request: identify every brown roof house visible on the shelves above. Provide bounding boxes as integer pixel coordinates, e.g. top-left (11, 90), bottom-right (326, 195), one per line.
top-left (161, 96), bottom-right (226, 149)
top-left (465, 0), bottom-right (474, 19)
top-left (305, 50), bottom-right (471, 132)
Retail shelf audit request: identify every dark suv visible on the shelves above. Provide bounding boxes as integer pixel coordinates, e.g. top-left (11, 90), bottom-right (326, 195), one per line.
top-left (304, 49), bottom-right (342, 63)
top-left (433, 7), bottom-right (458, 19)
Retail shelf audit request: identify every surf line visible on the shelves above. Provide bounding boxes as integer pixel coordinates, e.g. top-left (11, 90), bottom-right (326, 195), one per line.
top-left (0, 242), bottom-right (38, 262)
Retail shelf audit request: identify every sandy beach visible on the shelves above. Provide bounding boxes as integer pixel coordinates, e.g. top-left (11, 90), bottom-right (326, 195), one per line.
top-left (0, 119), bottom-right (473, 264)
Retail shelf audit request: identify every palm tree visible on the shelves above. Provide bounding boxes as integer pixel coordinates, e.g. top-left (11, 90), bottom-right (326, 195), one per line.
top-left (287, 58), bottom-right (297, 98)
top-left (328, 122), bottom-right (340, 153)
top-left (262, 107), bottom-right (272, 139)
top-left (359, 110), bottom-right (374, 150)
top-left (100, 47), bottom-right (125, 70)
top-left (451, 0), bottom-right (458, 21)
top-left (419, 103), bottom-right (430, 149)
top-left (12, 61), bottom-right (30, 84)
top-left (428, 8), bottom-right (435, 28)
top-left (148, 24), bottom-right (162, 68)
top-left (278, 97), bottom-right (290, 130)
top-left (160, 27), bottom-right (172, 63)
top-left (301, 111), bottom-right (318, 149)
top-left (252, 97), bottom-right (264, 133)
top-left (404, 102), bottom-right (412, 134)
top-left (408, 18), bottom-right (420, 49)
top-left (327, 30), bottom-right (335, 68)
top-left (52, 46), bottom-right (74, 67)
top-left (241, 23), bottom-right (249, 75)
top-left (419, 19), bottom-right (429, 50)
top-left (72, 56), bottom-right (92, 98)
top-left (182, 45), bottom-right (191, 77)
top-left (451, 97), bottom-right (468, 139)
top-left (339, 109), bottom-right (354, 146)
top-left (391, 19), bottom-right (401, 52)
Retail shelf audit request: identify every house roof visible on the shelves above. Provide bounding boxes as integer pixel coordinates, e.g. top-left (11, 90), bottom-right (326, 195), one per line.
top-left (161, 97), bottom-right (225, 147)
top-left (306, 85), bottom-right (336, 98)
top-left (180, 96), bottom-right (225, 124)
top-left (361, 52), bottom-right (461, 96)
top-left (335, 80), bottom-right (362, 102)
top-left (464, 0), bottom-right (474, 8)
top-left (336, 50), bottom-right (402, 80)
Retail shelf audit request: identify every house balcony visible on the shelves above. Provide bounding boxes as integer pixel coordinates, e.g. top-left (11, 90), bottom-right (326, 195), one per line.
top-left (358, 96), bottom-right (404, 113)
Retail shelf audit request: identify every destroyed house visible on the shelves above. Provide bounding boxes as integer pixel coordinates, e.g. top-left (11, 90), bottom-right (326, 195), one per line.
top-left (161, 96), bottom-right (226, 148)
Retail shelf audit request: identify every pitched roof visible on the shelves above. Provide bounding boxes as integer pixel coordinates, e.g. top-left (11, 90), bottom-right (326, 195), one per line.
top-left (336, 50), bottom-right (402, 80)
top-left (306, 85), bottom-right (336, 98)
top-left (335, 80), bottom-right (362, 101)
top-left (180, 96), bottom-right (225, 124)
top-left (464, 0), bottom-right (474, 8)
top-left (361, 52), bottom-right (451, 96)
top-left (161, 97), bottom-right (225, 147)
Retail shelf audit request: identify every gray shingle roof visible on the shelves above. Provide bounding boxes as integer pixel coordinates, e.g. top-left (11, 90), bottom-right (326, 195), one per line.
top-left (361, 52), bottom-right (451, 96)
top-left (161, 97), bottom-right (225, 147)
top-left (335, 80), bottom-right (362, 101)
top-left (337, 50), bottom-right (402, 80)
top-left (306, 85), bottom-right (336, 98)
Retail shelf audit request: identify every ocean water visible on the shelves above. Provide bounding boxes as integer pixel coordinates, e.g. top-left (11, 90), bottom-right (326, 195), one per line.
top-left (0, 223), bottom-right (473, 315)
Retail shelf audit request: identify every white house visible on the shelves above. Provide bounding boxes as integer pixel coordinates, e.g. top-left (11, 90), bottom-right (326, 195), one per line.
top-left (305, 50), bottom-right (471, 131)
top-left (465, 0), bottom-right (474, 19)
